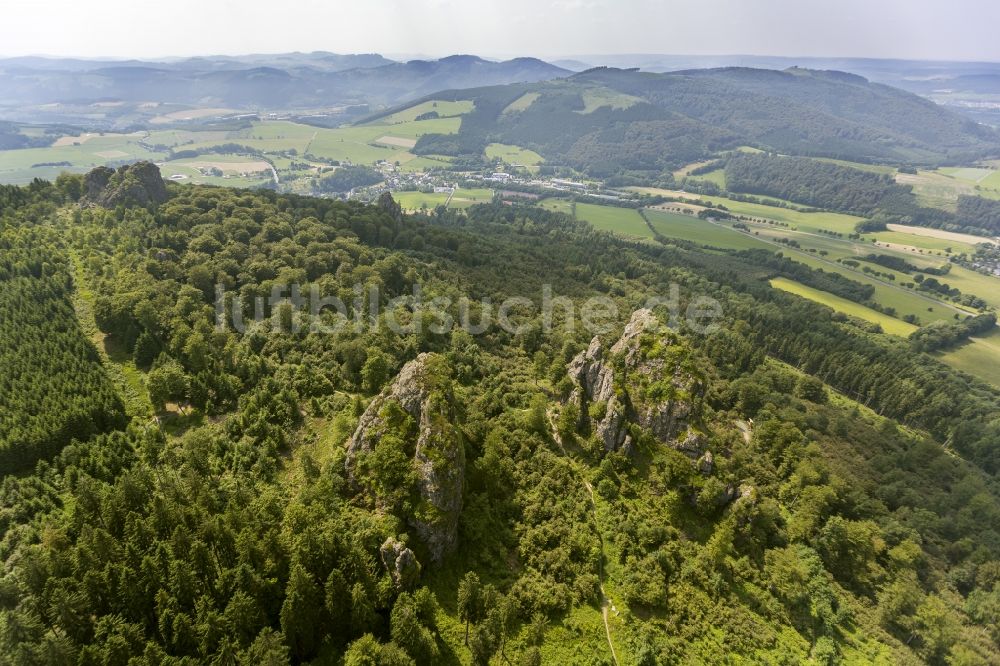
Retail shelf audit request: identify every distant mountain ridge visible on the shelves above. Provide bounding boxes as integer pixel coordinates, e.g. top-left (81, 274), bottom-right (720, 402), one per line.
top-left (0, 52), bottom-right (568, 121)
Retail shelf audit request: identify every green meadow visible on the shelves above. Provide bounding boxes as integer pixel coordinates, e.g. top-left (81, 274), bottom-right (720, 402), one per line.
top-left (485, 143), bottom-right (544, 168)
top-left (371, 99), bottom-right (475, 124)
top-left (938, 328), bottom-right (1000, 389)
top-left (645, 209), bottom-right (770, 250)
top-left (394, 191), bottom-right (451, 211)
top-left (538, 198), bottom-right (575, 214)
top-left (770, 277), bottom-right (918, 337)
top-left (502, 92), bottom-right (541, 115)
top-left (869, 229), bottom-right (977, 255)
top-left (577, 87), bottom-right (642, 113)
top-left (714, 198), bottom-right (863, 234)
top-left (574, 203), bottom-right (653, 239)
top-left (0, 132), bottom-right (164, 183)
top-left (394, 187), bottom-right (495, 212)
top-left (0, 116), bottom-right (466, 185)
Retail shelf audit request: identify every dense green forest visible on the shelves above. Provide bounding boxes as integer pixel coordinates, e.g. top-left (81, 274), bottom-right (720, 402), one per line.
top-left (724, 154), bottom-right (910, 216)
top-left (908, 313), bottom-right (998, 353)
top-left (314, 166), bottom-right (384, 195)
top-left (1, 170), bottom-right (999, 664)
top-left (957, 196), bottom-right (1000, 234)
top-left (733, 249), bottom-right (877, 303)
top-left (0, 186), bottom-right (126, 473)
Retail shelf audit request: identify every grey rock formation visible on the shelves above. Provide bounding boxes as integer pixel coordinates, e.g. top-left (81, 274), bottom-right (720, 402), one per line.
top-left (697, 450), bottom-right (714, 476)
top-left (380, 537), bottom-right (421, 591)
top-left (346, 353), bottom-right (465, 563)
top-left (82, 161), bottom-right (168, 208)
top-left (83, 165), bottom-right (114, 201)
top-left (567, 309), bottom-right (705, 454)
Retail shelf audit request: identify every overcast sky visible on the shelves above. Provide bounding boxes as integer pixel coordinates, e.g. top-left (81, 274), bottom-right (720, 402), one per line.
top-left (3, 0), bottom-right (999, 62)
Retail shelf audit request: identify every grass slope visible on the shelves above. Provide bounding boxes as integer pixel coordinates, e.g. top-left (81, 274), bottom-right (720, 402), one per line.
top-left (770, 277), bottom-right (918, 337)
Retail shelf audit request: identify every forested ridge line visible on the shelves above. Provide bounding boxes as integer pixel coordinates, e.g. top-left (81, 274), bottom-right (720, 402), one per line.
top-left (0, 174), bottom-right (999, 664)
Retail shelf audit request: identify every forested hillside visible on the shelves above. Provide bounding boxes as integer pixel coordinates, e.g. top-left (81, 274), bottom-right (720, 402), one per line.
top-left (724, 153), bottom-right (910, 215)
top-left (1, 174), bottom-right (999, 664)
top-left (0, 183), bottom-right (126, 472)
top-left (406, 66), bottom-right (1000, 176)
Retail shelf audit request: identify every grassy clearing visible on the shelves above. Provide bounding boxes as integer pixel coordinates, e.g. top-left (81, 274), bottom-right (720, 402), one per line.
top-left (930, 264), bottom-right (1000, 311)
top-left (938, 328), bottom-right (1000, 388)
top-left (372, 100), bottom-right (475, 124)
top-left (944, 167), bottom-right (994, 182)
top-left (870, 229), bottom-right (976, 254)
top-left (645, 209), bottom-right (769, 250)
top-left (814, 158), bottom-right (897, 175)
top-left (69, 251), bottom-right (154, 419)
top-left (770, 277), bottom-right (918, 337)
top-left (630, 187), bottom-right (863, 235)
top-left (502, 92), bottom-right (541, 115)
top-left (577, 87), bottom-right (642, 113)
top-left (716, 199), bottom-right (862, 234)
top-left (980, 170), bottom-right (1000, 191)
top-left (689, 168), bottom-right (726, 189)
top-left (397, 154), bottom-right (453, 173)
top-left (394, 191), bottom-right (452, 211)
top-left (672, 160), bottom-right (718, 179)
top-left (449, 187), bottom-right (494, 208)
top-left (896, 170), bottom-right (998, 209)
top-left (886, 223), bottom-right (994, 247)
top-left (539, 198), bottom-right (574, 214)
top-left (575, 203), bottom-right (653, 239)
top-left (485, 143), bottom-right (544, 168)
top-left (145, 128), bottom-right (230, 147)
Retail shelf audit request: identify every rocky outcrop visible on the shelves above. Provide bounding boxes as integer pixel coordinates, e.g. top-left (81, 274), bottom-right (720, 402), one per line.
top-left (83, 165), bottom-right (115, 201)
top-left (380, 537), bottom-right (421, 591)
top-left (82, 161), bottom-right (168, 208)
top-left (567, 309), bottom-right (706, 454)
top-left (345, 353), bottom-right (465, 563)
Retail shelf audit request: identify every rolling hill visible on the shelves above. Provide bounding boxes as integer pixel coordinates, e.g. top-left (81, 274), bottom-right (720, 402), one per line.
top-left (406, 66), bottom-right (1000, 174)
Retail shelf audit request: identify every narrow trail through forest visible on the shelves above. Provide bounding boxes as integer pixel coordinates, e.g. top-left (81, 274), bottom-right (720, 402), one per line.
top-left (67, 246), bottom-right (154, 420)
top-left (547, 409), bottom-right (620, 666)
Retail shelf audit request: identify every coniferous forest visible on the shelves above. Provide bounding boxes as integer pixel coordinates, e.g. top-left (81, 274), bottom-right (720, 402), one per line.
top-left (0, 170), bottom-right (999, 666)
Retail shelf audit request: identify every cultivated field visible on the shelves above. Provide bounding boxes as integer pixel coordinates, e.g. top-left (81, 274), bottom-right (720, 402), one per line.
top-left (0, 132), bottom-right (163, 183)
top-left (645, 209), bottom-right (769, 250)
top-left (394, 187), bottom-right (495, 212)
top-left (575, 203), bottom-right (653, 239)
top-left (885, 224), bottom-right (995, 247)
top-left (0, 113), bottom-right (475, 187)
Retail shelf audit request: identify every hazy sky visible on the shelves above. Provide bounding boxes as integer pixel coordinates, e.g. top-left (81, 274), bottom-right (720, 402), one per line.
top-left (3, 0), bottom-right (1000, 62)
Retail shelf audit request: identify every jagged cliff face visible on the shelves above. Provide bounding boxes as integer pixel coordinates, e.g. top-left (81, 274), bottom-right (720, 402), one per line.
top-left (345, 353), bottom-right (465, 563)
top-left (83, 161), bottom-right (168, 208)
top-left (568, 309), bottom-right (706, 455)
